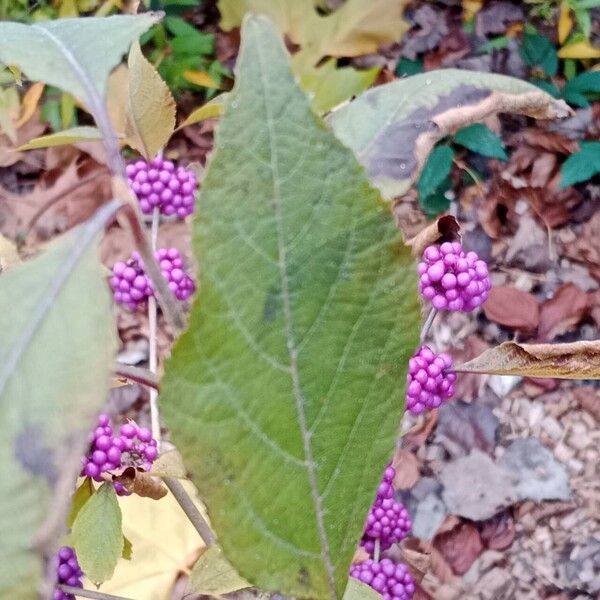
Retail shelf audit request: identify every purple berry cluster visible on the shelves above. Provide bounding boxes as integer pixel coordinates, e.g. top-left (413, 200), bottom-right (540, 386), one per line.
top-left (81, 414), bottom-right (158, 495)
top-left (405, 345), bottom-right (456, 415)
top-left (126, 157), bottom-right (197, 219)
top-left (350, 559), bottom-right (415, 600)
top-left (361, 464), bottom-right (412, 554)
top-left (110, 247), bottom-right (195, 310)
top-left (418, 242), bottom-right (491, 312)
top-left (54, 546), bottom-right (83, 600)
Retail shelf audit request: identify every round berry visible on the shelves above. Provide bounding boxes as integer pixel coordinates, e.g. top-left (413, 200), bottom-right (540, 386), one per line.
top-left (350, 559), bottom-right (415, 600)
top-left (54, 546), bottom-right (83, 600)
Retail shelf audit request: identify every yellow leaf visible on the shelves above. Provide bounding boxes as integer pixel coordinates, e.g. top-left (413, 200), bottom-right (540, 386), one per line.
top-left (91, 479), bottom-right (207, 600)
top-left (463, 0), bottom-right (483, 23)
top-left (182, 70), bottom-right (220, 89)
top-left (8, 65), bottom-right (21, 86)
top-left (0, 234), bottom-right (20, 272)
top-left (106, 64), bottom-right (129, 135)
top-left (558, 1), bottom-right (573, 45)
top-left (16, 82), bottom-right (44, 128)
top-left (177, 94), bottom-right (227, 130)
top-left (558, 40), bottom-right (600, 59)
top-left (456, 340), bottom-right (600, 379)
top-left (17, 126), bottom-right (103, 150)
top-left (124, 42), bottom-right (176, 160)
top-left (59, 0), bottom-right (79, 17)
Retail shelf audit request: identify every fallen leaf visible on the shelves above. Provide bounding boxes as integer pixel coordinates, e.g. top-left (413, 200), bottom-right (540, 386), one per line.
top-left (564, 211), bottom-right (600, 282)
top-left (499, 438), bottom-right (570, 502)
top-left (572, 386), bottom-right (600, 422)
top-left (392, 448), bottom-right (420, 490)
top-left (92, 479), bottom-right (206, 600)
top-left (433, 521), bottom-right (483, 575)
top-left (406, 215), bottom-right (460, 258)
top-left (397, 538), bottom-right (431, 583)
top-left (435, 401), bottom-right (499, 457)
top-left (456, 340), bottom-right (600, 378)
top-left (506, 128), bottom-right (578, 154)
top-left (439, 450), bottom-right (518, 521)
top-left (450, 335), bottom-right (489, 401)
top-left (403, 410), bottom-right (438, 450)
top-left (478, 510), bottom-right (515, 551)
top-left (483, 286), bottom-right (540, 331)
top-left (558, 2), bottom-right (573, 45)
top-left (538, 283), bottom-right (592, 341)
top-left (558, 40), bottom-right (600, 59)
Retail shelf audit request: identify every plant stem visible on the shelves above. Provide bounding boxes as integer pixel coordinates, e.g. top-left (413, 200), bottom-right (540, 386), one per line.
top-left (163, 477), bottom-right (216, 547)
top-left (113, 364), bottom-right (159, 390)
top-left (149, 207), bottom-right (160, 444)
top-left (420, 307), bottom-right (438, 343)
top-left (59, 585), bottom-right (134, 600)
top-left (374, 538), bottom-right (381, 562)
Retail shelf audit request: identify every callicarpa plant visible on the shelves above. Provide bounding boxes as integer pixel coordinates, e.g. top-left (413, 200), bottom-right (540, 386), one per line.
top-left (0, 10), bottom-right (597, 600)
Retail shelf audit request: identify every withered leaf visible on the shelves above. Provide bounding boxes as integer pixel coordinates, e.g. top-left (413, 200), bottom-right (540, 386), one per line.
top-left (392, 448), bottom-right (420, 490)
top-left (113, 467), bottom-right (168, 500)
top-left (478, 511), bottom-right (515, 551)
top-left (406, 215), bottom-right (460, 258)
top-left (456, 340), bottom-right (600, 379)
top-left (538, 283), bottom-right (592, 341)
top-left (483, 286), bottom-right (540, 331)
top-left (433, 521), bottom-right (483, 576)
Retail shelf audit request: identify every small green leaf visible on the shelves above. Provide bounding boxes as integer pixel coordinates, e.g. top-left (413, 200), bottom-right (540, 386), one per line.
top-left (72, 482), bottom-right (124, 585)
top-left (67, 478), bottom-right (95, 528)
top-left (420, 186), bottom-right (451, 218)
top-left (342, 578), bottom-right (384, 600)
top-left (189, 546), bottom-right (250, 596)
top-left (122, 536), bottom-right (132, 561)
top-left (418, 144), bottom-right (454, 200)
top-left (177, 94), bottom-right (227, 130)
top-left (520, 31), bottom-right (558, 76)
top-left (454, 123), bottom-right (507, 160)
top-left (394, 57), bottom-right (422, 77)
top-left (530, 78), bottom-right (561, 98)
top-left (559, 142), bottom-right (600, 188)
top-left (562, 71), bottom-right (600, 107)
top-left (17, 126), bottom-right (103, 150)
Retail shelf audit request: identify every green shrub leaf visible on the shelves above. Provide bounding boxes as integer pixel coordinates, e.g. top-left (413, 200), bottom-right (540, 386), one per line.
top-left (72, 482), bottom-right (123, 585)
top-left (328, 69), bottom-right (566, 199)
top-left (0, 204), bottom-right (117, 597)
top-left (67, 478), bottom-right (95, 528)
top-left (417, 144), bottom-right (454, 200)
top-left (559, 142), bottom-right (600, 188)
top-left (161, 15), bottom-right (420, 600)
top-left (454, 123), bottom-right (507, 160)
top-left (189, 546), bottom-right (250, 596)
top-left (520, 31), bottom-right (558, 76)
top-left (343, 578), bottom-right (384, 600)
top-left (0, 15), bottom-right (160, 105)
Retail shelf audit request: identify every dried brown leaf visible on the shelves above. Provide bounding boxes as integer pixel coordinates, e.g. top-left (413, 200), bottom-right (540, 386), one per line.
top-left (433, 521), bottom-right (483, 576)
top-left (573, 387), bottom-right (600, 422)
top-left (113, 467), bottom-right (168, 500)
top-left (456, 340), bottom-right (600, 379)
top-left (538, 283), bottom-right (592, 341)
top-left (392, 448), bottom-right (420, 490)
top-left (507, 128), bottom-right (578, 154)
top-left (406, 215), bottom-right (460, 258)
top-left (403, 410), bottom-right (438, 450)
top-left (483, 286), bottom-right (540, 331)
top-left (478, 511), bottom-right (515, 551)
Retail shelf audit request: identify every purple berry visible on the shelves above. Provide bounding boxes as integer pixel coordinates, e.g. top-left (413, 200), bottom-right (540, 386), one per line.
top-left (405, 345), bottom-right (456, 415)
top-left (118, 421), bottom-right (159, 475)
top-left (362, 498), bottom-right (412, 553)
top-left (350, 559), bottom-right (415, 600)
top-left (127, 157), bottom-right (197, 218)
top-left (54, 546), bottom-right (83, 600)
top-left (418, 242), bottom-right (491, 311)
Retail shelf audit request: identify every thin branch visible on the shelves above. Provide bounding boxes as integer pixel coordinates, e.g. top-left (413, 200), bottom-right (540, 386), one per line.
top-left (24, 169), bottom-right (108, 239)
top-left (113, 364), bottom-right (159, 390)
top-left (149, 207), bottom-right (160, 443)
top-left (420, 307), bottom-right (438, 344)
top-left (163, 477), bottom-right (216, 547)
top-left (59, 585), bottom-right (134, 600)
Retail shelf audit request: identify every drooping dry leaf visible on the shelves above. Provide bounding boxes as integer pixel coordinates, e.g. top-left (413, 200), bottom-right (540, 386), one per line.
top-left (112, 467), bottom-right (167, 499)
top-left (124, 42), bottom-right (175, 159)
top-left (538, 283), bottom-right (592, 341)
top-left (433, 521), bottom-right (483, 576)
top-left (573, 387), bottom-right (600, 422)
top-left (456, 340), bottom-right (600, 379)
top-left (93, 479), bottom-right (206, 600)
top-left (406, 215), bottom-right (460, 258)
top-left (482, 286), bottom-right (539, 331)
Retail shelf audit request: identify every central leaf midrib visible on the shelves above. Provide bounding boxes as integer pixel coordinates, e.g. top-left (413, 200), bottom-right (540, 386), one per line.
top-left (253, 27), bottom-right (337, 599)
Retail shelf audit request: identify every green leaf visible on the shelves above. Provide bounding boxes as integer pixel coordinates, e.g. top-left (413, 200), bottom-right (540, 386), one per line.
top-left (161, 15), bottom-right (420, 600)
top-left (0, 14), bottom-right (160, 104)
top-left (559, 142), bottom-right (600, 188)
top-left (454, 123), bottom-right (507, 160)
top-left (418, 144), bottom-right (454, 200)
top-left (343, 578), bottom-right (384, 600)
top-left (0, 203), bottom-right (118, 597)
top-left (189, 546), bottom-right (250, 596)
top-left (67, 478), bottom-right (95, 528)
top-left (122, 536), bottom-right (133, 561)
top-left (394, 57), bottom-right (422, 76)
top-left (530, 78), bottom-right (561, 98)
top-left (328, 69), bottom-right (565, 199)
top-left (420, 186), bottom-right (451, 218)
top-left (72, 482), bottom-right (124, 585)
top-left (177, 94), bottom-right (227, 130)
top-left (17, 126), bottom-right (103, 150)
top-left (562, 71), bottom-right (600, 107)
top-left (520, 31), bottom-right (558, 76)
top-left (170, 33), bottom-right (214, 56)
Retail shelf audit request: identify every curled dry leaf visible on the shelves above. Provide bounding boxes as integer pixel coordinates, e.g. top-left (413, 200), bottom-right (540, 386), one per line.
top-left (113, 467), bottom-right (168, 499)
top-left (482, 286), bottom-right (540, 331)
top-left (538, 283), bottom-right (592, 341)
top-left (456, 340), bottom-right (600, 379)
top-left (433, 521), bottom-right (483, 576)
top-left (478, 510), bottom-right (515, 551)
top-left (397, 538), bottom-right (431, 583)
top-left (406, 215), bottom-right (460, 258)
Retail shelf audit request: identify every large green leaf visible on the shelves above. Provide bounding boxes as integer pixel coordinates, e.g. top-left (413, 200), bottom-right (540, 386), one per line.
top-left (161, 15), bottom-right (419, 600)
top-left (0, 203), bottom-right (117, 597)
top-left (0, 15), bottom-right (160, 104)
top-left (328, 70), bottom-right (568, 199)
